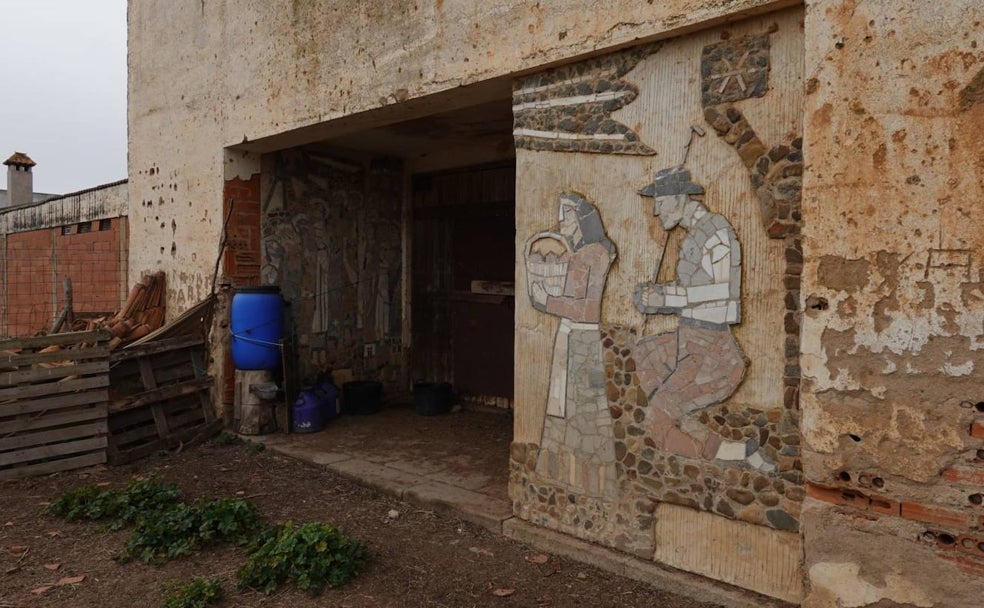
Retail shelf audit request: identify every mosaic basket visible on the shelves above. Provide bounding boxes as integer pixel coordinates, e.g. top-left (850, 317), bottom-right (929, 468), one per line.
top-left (525, 231), bottom-right (572, 298)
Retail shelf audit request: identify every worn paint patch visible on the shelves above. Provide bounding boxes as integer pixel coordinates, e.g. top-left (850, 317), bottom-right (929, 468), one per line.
top-left (958, 67), bottom-right (984, 111)
top-left (807, 562), bottom-right (932, 608)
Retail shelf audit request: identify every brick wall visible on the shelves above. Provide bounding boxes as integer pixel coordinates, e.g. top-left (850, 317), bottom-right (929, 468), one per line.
top-left (220, 174), bottom-right (263, 410)
top-left (3, 218), bottom-right (127, 337)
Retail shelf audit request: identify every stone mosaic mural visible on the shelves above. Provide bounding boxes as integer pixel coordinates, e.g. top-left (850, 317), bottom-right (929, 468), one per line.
top-left (700, 34), bottom-right (804, 414)
top-left (700, 35), bottom-right (770, 107)
top-left (260, 150), bottom-right (404, 388)
top-left (525, 193), bottom-right (618, 500)
top-left (513, 29), bottom-right (806, 544)
top-left (512, 45), bottom-right (660, 155)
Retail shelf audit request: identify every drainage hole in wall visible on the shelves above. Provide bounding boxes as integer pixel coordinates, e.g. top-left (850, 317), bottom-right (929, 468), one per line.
top-left (970, 493), bottom-right (983, 506)
top-left (977, 449), bottom-right (984, 461)
top-left (838, 471), bottom-right (852, 482)
top-left (849, 434), bottom-right (862, 442)
top-left (806, 295), bottom-right (829, 311)
top-left (921, 531), bottom-right (937, 543)
top-left (938, 533), bottom-right (956, 545)
top-left (858, 474), bottom-right (870, 486)
top-left (872, 477), bottom-right (885, 488)
top-left (979, 542), bottom-right (984, 554)
top-left (962, 537), bottom-right (977, 549)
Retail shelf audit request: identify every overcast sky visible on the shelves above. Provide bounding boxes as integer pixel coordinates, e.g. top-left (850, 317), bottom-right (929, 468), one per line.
top-left (0, 0), bottom-right (127, 194)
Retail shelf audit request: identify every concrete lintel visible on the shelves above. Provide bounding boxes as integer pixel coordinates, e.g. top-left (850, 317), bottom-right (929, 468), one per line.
top-left (502, 518), bottom-right (796, 608)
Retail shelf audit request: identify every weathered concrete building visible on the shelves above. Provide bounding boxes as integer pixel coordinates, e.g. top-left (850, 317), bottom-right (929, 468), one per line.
top-left (128, 1), bottom-right (984, 605)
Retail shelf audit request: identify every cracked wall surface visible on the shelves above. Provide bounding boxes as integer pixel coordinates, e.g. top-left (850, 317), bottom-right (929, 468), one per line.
top-left (800, 1), bottom-right (984, 606)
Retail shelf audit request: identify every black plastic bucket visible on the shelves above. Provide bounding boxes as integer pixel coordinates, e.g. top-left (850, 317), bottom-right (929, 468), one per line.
top-left (342, 381), bottom-right (382, 415)
top-left (413, 381), bottom-right (452, 416)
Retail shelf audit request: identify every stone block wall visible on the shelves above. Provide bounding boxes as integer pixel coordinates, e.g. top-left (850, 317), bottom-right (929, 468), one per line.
top-left (259, 148), bottom-right (405, 391)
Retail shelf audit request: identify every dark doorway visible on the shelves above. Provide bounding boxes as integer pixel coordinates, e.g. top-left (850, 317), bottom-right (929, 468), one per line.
top-left (411, 163), bottom-right (516, 407)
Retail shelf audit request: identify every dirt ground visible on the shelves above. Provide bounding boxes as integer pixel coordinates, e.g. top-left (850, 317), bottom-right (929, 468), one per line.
top-left (1, 440), bottom-right (725, 608)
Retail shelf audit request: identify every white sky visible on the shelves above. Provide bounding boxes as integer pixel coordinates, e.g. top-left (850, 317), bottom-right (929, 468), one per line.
top-left (0, 0), bottom-right (127, 194)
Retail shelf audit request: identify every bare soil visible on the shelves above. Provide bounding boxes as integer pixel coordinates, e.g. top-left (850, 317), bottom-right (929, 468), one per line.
top-left (1, 441), bottom-right (724, 608)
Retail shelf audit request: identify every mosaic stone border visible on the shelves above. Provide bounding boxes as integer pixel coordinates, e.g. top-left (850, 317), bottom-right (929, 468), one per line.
top-left (513, 44), bottom-right (660, 155)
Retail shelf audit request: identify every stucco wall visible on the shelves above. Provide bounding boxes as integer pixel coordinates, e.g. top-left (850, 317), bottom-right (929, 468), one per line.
top-left (127, 0), bottom-right (794, 318)
top-left (800, 1), bottom-right (984, 606)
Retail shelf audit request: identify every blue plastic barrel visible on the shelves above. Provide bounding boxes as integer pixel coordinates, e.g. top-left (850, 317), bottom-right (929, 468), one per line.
top-left (292, 389), bottom-right (325, 433)
top-left (314, 376), bottom-right (341, 422)
top-left (231, 286), bottom-right (283, 370)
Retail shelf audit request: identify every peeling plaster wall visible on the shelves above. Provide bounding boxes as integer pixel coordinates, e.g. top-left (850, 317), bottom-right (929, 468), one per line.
top-left (127, 0), bottom-right (794, 319)
top-left (800, 1), bottom-right (984, 606)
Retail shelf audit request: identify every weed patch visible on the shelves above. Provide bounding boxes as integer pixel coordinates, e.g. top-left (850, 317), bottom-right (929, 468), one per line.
top-left (162, 577), bottom-right (224, 608)
top-left (237, 521), bottom-right (369, 595)
top-left (44, 476), bottom-right (182, 530)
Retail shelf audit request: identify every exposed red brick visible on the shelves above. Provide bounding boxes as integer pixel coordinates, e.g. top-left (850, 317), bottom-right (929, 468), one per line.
top-left (901, 502), bottom-right (972, 529)
top-left (939, 553), bottom-right (984, 577)
top-left (806, 483), bottom-right (871, 510)
top-left (869, 494), bottom-right (901, 517)
top-left (943, 466), bottom-right (984, 486)
top-left (972, 420), bottom-right (984, 439)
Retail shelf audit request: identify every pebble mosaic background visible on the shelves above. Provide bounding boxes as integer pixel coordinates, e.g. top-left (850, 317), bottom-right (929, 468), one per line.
top-left (512, 44), bottom-right (661, 155)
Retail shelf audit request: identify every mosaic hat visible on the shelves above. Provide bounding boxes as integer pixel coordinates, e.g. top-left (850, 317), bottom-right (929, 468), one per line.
top-left (637, 166), bottom-right (704, 197)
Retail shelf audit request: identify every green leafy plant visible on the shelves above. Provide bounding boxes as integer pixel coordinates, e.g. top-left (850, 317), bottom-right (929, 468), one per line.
top-left (162, 577), bottom-right (225, 608)
top-left (119, 497), bottom-right (264, 564)
top-left (236, 521), bottom-right (369, 595)
top-left (45, 476), bottom-right (182, 530)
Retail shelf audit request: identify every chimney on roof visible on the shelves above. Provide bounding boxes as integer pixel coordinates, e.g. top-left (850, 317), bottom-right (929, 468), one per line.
top-left (3, 152), bottom-right (36, 208)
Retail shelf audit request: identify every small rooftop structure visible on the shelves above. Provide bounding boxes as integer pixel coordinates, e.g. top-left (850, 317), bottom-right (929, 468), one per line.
top-left (3, 152), bottom-right (36, 169)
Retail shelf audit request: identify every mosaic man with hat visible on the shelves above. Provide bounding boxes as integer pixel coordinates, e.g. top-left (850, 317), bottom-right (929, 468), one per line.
top-left (631, 165), bottom-right (748, 459)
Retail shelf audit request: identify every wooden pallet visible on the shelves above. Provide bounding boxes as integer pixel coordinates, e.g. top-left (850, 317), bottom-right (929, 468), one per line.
top-left (0, 330), bottom-right (111, 480)
top-left (107, 335), bottom-right (218, 464)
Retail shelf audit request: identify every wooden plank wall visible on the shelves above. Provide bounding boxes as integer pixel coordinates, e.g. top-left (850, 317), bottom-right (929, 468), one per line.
top-left (0, 330), bottom-right (111, 480)
top-left (107, 336), bottom-right (218, 464)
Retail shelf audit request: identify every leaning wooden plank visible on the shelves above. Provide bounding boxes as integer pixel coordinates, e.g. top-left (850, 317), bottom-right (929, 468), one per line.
top-left (108, 439), bottom-right (163, 465)
top-left (108, 423), bottom-right (160, 448)
top-left (0, 375), bottom-right (109, 401)
top-left (0, 330), bottom-right (111, 351)
top-left (127, 296), bottom-right (212, 348)
top-left (111, 335), bottom-right (204, 362)
top-left (0, 388), bottom-right (107, 418)
top-left (163, 408), bottom-right (207, 433)
top-left (0, 451), bottom-right (106, 481)
top-left (0, 361), bottom-right (110, 388)
top-left (163, 419), bottom-right (221, 449)
top-left (0, 405), bottom-right (106, 435)
top-left (108, 376), bottom-right (213, 413)
top-left (0, 420), bottom-right (108, 452)
top-left (1, 436), bottom-right (107, 468)
top-left (0, 345), bottom-right (110, 368)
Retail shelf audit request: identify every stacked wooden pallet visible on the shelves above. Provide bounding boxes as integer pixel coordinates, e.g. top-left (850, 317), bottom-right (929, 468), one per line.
top-left (0, 331), bottom-right (111, 480)
top-left (107, 335), bottom-right (219, 464)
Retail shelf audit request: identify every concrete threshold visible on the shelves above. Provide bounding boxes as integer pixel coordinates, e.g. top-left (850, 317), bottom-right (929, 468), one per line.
top-left (260, 436), bottom-right (795, 608)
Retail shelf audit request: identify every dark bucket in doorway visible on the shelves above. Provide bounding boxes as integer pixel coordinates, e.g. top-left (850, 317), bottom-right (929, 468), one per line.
top-left (413, 382), bottom-right (453, 416)
top-left (342, 381), bottom-right (382, 415)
